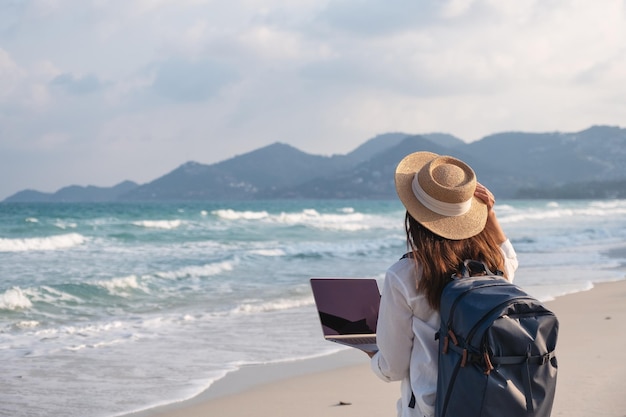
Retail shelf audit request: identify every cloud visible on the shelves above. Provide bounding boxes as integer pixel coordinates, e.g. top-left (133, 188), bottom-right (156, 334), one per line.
top-left (151, 58), bottom-right (240, 102)
top-left (0, 48), bottom-right (56, 115)
top-left (0, 48), bottom-right (23, 97)
top-left (51, 73), bottom-right (103, 94)
top-left (0, 2), bottom-right (22, 35)
top-left (315, 0), bottom-right (440, 35)
top-left (301, 0), bottom-right (626, 102)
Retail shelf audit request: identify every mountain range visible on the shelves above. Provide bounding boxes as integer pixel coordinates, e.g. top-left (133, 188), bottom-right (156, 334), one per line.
top-left (5, 125), bottom-right (626, 202)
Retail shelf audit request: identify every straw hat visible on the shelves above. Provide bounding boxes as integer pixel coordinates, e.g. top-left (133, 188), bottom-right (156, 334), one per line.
top-left (394, 151), bottom-right (487, 240)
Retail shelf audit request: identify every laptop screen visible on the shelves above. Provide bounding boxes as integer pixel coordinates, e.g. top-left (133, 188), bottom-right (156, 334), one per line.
top-left (310, 278), bottom-right (380, 336)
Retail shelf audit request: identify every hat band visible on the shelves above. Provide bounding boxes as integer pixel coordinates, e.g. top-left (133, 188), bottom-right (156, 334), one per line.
top-left (412, 174), bottom-right (472, 217)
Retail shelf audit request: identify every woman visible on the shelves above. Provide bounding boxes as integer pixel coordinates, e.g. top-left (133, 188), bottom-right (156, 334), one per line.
top-left (370, 151), bottom-right (518, 417)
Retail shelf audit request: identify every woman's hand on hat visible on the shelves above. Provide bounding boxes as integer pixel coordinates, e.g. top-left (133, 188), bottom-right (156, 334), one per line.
top-left (474, 182), bottom-right (495, 212)
top-left (475, 182), bottom-right (507, 244)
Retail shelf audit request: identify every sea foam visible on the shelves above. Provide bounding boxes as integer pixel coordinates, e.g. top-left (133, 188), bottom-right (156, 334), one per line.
top-left (0, 287), bottom-right (33, 310)
top-left (94, 275), bottom-right (146, 296)
top-left (272, 209), bottom-right (368, 230)
top-left (0, 233), bottom-right (86, 252)
top-left (155, 261), bottom-right (235, 280)
top-left (233, 296), bottom-right (314, 314)
top-left (210, 207), bottom-right (394, 232)
top-left (212, 209), bottom-right (269, 220)
top-left (132, 220), bottom-right (183, 229)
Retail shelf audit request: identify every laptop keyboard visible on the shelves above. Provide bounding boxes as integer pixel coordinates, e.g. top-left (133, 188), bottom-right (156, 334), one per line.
top-left (331, 336), bottom-right (377, 345)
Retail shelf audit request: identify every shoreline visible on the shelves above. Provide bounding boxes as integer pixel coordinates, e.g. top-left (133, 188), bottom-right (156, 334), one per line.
top-left (123, 278), bottom-right (626, 417)
top-left (121, 349), bottom-right (368, 417)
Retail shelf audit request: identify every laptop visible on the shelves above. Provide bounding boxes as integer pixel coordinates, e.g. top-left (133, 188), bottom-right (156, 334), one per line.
top-left (310, 278), bottom-right (380, 353)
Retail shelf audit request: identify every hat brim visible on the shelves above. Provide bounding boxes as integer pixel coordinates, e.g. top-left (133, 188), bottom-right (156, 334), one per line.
top-left (394, 152), bottom-right (488, 240)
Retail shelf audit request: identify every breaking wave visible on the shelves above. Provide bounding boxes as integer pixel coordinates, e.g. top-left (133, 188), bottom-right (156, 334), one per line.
top-left (132, 220), bottom-right (183, 229)
top-left (0, 287), bottom-right (33, 310)
top-left (212, 209), bottom-right (269, 220)
top-left (155, 261), bottom-right (236, 280)
top-left (0, 233), bottom-right (86, 252)
top-left (232, 297), bottom-right (314, 314)
top-left (211, 208), bottom-right (392, 231)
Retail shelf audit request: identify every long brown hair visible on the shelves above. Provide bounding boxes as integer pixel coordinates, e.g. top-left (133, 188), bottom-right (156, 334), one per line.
top-left (405, 211), bottom-right (506, 311)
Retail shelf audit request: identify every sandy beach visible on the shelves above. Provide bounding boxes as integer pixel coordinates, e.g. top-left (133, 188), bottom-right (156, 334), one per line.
top-left (129, 279), bottom-right (626, 417)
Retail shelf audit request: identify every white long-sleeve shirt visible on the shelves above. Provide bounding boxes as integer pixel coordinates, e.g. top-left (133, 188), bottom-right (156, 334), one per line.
top-left (370, 240), bottom-right (519, 417)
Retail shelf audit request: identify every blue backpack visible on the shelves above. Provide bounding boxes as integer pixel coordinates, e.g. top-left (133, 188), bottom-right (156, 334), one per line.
top-left (435, 261), bottom-right (558, 417)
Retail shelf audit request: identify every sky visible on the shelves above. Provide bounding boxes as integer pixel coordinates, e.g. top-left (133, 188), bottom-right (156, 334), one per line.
top-left (1, 0), bottom-right (625, 200)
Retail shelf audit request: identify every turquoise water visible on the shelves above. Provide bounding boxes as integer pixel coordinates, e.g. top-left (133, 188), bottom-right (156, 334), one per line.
top-left (1, 199), bottom-right (625, 417)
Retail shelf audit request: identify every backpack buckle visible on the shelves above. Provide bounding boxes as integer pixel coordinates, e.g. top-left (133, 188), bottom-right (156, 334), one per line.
top-left (483, 352), bottom-right (495, 375)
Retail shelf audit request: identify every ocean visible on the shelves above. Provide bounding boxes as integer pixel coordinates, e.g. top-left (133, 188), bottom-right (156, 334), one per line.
top-left (1, 199), bottom-right (625, 417)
